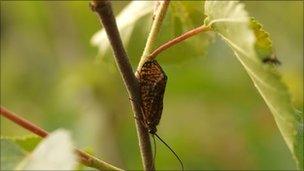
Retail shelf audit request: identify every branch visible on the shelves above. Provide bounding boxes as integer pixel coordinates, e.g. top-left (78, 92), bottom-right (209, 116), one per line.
top-left (90, 1), bottom-right (154, 170)
top-left (148, 25), bottom-right (211, 60)
top-left (137, 0), bottom-right (170, 70)
top-left (0, 106), bottom-right (122, 171)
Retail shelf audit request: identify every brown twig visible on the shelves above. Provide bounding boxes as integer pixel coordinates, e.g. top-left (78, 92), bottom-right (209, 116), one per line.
top-left (0, 106), bottom-right (123, 171)
top-left (147, 25), bottom-right (211, 60)
top-left (90, 1), bottom-right (154, 170)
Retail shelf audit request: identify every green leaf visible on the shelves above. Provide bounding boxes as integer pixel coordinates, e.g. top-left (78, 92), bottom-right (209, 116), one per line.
top-left (0, 136), bottom-right (41, 170)
top-left (157, 1), bottom-right (212, 64)
top-left (91, 1), bottom-right (212, 63)
top-left (249, 18), bottom-right (273, 60)
top-left (1, 130), bottom-right (77, 170)
top-left (1, 138), bottom-right (27, 170)
top-left (204, 1), bottom-right (303, 169)
top-left (12, 135), bottom-right (42, 152)
top-left (18, 129), bottom-right (77, 170)
top-left (170, 1), bottom-right (206, 36)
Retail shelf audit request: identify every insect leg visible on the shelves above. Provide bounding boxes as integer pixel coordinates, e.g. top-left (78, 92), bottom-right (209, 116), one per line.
top-left (128, 97), bottom-right (148, 120)
top-left (128, 97), bottom-right (149, 129)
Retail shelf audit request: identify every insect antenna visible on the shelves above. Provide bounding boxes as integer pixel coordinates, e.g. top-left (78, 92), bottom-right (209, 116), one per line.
top-left (154, 133), bottom-right (184, 171)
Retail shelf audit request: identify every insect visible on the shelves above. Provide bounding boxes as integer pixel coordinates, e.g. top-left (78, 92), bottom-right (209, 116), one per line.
top-left (137, 59), bottom-right (184, 170)
top-left (138, 59), bottom-right (167, 134)
top-left (262, 54), bottom-right (281, 65)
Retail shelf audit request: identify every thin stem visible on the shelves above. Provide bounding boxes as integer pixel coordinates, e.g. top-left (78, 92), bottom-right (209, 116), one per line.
top-left (148, 25), bottom-right (211, 60)
top-left (137, 0), bottom-right (170, 71)
top-left (0, 106), bottom-right (122, 171)
top-left (90, 1), bottom-right (154, 170)
top-left (0, 106), bottom-right (48, 138)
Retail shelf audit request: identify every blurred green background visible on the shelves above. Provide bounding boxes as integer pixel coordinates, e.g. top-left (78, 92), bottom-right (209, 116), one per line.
top-left (1, 1), bottom-right (303, 170)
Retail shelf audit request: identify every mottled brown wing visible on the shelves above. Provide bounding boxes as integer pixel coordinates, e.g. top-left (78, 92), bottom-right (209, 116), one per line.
top-left (138, 60), bottom-right (167, 133)
top-left (148, 75), bottom-right (167, 126)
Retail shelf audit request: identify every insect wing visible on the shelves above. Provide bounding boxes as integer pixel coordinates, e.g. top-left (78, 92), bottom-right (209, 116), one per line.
top-left (139, 60), bottom-right (167, 127)
top-left (148, 73), bottom-right (167, 126)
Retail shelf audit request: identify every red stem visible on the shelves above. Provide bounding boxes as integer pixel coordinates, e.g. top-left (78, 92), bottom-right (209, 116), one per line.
top-left (0, 106), bottom-right (122, 170)
top-left (0, 106), bottom-right (48, 137)
top-left (148, 25), bottom-right (211, 60)
top-left (0, 106), bottom-right (88, 159)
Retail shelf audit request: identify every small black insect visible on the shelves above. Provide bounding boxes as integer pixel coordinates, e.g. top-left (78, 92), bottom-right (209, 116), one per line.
top-left (262, 54), bottom-right (281, 65)
top-left (137, 60), bottom-right (183, 170)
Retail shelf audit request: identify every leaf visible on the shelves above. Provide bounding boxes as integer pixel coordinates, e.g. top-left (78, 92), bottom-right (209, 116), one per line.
top-left (157, 1), bottom-right (212, 63)
top-left (17, 129), bottom-right (77, 170)
top-left (91, 1), bottom-right (154, 58)
top-left (249, 18), bottom-right (273, 60)
top-left (12, 136), bottom-right (42, 152)
top-left (1, 138), bottom-right (27, 170)
top-left (0, 136), bottom-right (41, 170)
top-left (204, 1), bottom-right (303, 169)
top-left (91, 1), bottom-right (212, 63)
top-left (170, 1), bottom-right (206, 36)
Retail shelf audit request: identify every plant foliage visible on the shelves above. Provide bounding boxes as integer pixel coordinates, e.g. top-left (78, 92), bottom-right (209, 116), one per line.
top-left (1, 130), bottom-right (77, 170)
top-left (204, 1), bottom-right (303, 169)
